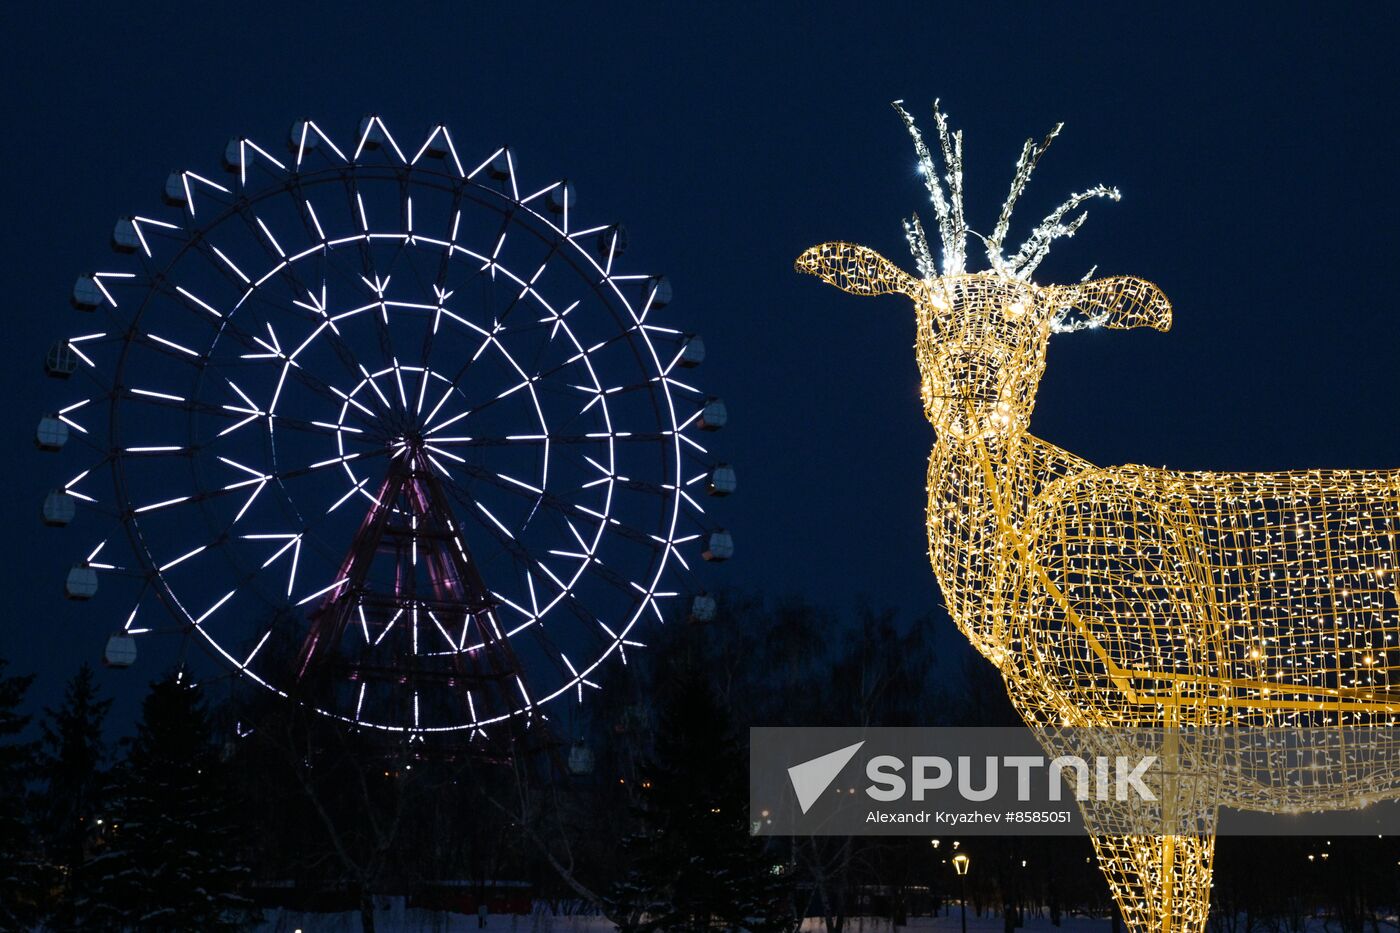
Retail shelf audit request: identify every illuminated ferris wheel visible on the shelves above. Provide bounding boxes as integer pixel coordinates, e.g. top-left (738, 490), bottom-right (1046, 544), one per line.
top-left (39, 116), bottom-right (733, 736)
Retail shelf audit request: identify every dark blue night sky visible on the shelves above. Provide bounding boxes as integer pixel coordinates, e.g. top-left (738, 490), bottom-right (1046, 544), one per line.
top-left (6, 2), bottom-right (1400, 727)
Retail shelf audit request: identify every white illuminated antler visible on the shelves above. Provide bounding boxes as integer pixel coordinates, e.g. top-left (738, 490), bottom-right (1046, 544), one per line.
top-left (894, 100), bottom-right (1120, 284)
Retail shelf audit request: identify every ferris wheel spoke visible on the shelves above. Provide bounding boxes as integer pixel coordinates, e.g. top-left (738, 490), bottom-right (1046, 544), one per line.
top-left (411, 186), bottom-right (470, 382)
top-left (404, 239), bottom-right (574, 429)
top-left (227, 201), bottom-right (409, 403)
top-left (476, 587), bottom-right (581, 684)
top-left (149, 523), bottom-right (298, 621)
top-left (432, 477), bottom-right (628, 656)
top-left (570, 377), bottom-right (692, 403)
top-left (385, 179), bottom-right (444, 297)
top-left (232, 452), bottom-right (417, 606)
top-left (514, 370), bottom-right (680, 449)
top-left (376, 239), bottom-right (486, 404)
top-left (422, 328), bottom-right (638, 434)
top-left (280, 171), bottom-right (406, 368)
top-left (113, 386), bottom-right (384, 445)
top-left (337, 176), bottom-right (406, 372)
top-left (154, 523), bottom-right (339, 664)
top-left (589, 472), bottom-right (696, 504)
top-left (414, 272), bottom-right (555, 418)
top-left (149, 275), bottom-right (396, 426)
top-left (219, 328), bottom-right (392, 429)
top-left (427, 459), bottom-right (668, 557)
top-left (173, 233), bottom-right (411, 426)
top-left (492, 593), bottom-right (598, 698)
top-left (125, 443), bottom-right (394, 518)
top-left (423, 431), bottom-right (676, 448)
top-left (482, 232), bottom-right (565, 333)
top-left (429, 434), bottom-right (692, 524)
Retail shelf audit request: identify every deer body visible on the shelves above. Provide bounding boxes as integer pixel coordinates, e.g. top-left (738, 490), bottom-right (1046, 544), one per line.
top-left (1022, 464), bottom-right (1400, 733)
top-left (930, 427), bottom-right (1400, 762)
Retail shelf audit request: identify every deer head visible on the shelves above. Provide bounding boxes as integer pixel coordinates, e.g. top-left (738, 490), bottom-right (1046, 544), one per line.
top-left (796, 101), bottom-right (1172, 444)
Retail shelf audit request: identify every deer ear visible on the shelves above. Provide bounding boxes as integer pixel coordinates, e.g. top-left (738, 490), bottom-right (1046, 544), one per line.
top-left (1045, 276), bottom-right (1172, 333)
top-left (795, 242), bottom-right (922, 299)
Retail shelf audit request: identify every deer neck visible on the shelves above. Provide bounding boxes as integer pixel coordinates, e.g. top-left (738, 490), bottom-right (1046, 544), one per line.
top-left (926, 432), bottom-right (1089, 666)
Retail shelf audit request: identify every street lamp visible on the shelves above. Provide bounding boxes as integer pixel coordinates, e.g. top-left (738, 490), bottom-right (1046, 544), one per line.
top-left (953, 853), bottom-right (971, 933)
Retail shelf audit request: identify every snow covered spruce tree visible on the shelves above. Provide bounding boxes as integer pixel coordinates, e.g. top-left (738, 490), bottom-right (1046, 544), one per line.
top-left (38, 662), bottom-right (112, 929)
top-left (82, 672), bottom-right (256, 931)
top-left (609, 668), bottom-right (794, 933)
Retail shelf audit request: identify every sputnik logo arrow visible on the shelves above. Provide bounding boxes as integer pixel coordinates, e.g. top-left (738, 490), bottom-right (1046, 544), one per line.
top-left (787, 741), bottom-right (865, 814)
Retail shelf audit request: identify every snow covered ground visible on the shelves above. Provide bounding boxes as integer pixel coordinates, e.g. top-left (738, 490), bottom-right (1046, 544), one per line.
top-left (255, 904), bottom-right (608, 933)
top-left (254, 903), bottom-right (1115, 933)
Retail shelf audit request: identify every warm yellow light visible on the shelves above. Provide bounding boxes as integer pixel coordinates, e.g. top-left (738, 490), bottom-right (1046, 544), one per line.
top-left (953, 853), bottom-right (970, 876)
top-left (800, 98), bottom-right (1400, 933)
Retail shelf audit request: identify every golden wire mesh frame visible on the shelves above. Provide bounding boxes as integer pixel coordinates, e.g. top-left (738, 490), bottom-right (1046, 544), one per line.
top-left (797, 101), bottom-right (1400, 933)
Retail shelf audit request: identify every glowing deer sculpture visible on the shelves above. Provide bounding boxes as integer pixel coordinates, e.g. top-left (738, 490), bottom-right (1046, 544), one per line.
top-left (797, 101), bottom-right (1400, 933)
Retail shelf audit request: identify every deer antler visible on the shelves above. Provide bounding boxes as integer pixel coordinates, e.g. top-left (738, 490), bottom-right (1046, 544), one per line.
top-left (986, 123), bottom-right (1062, 275)
top-left (893, 99), bottom-right (965, 276)
top-left (894, 100), bottom-right (1121, 283)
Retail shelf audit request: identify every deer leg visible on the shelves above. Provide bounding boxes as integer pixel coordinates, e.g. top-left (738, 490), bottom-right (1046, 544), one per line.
top-left (1091, 833), bottom-right (1216, 933)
